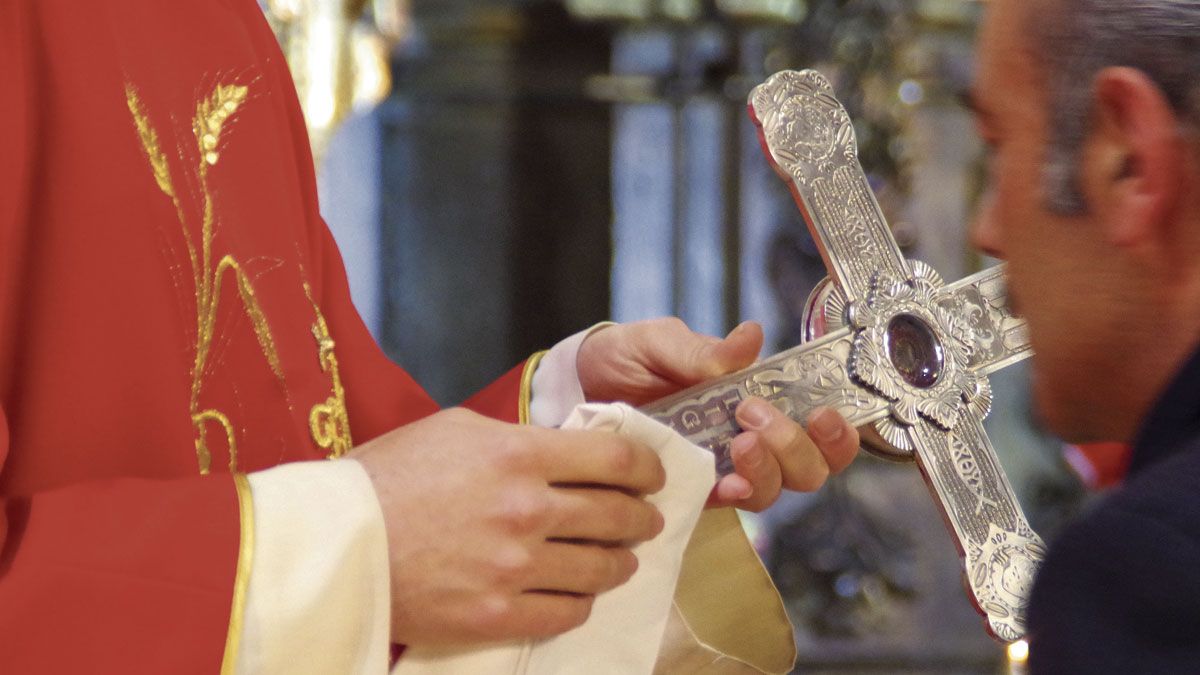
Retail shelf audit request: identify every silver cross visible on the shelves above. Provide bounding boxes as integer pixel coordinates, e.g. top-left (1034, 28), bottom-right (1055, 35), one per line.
top-left (641, 70), bottom-right (1045, 643)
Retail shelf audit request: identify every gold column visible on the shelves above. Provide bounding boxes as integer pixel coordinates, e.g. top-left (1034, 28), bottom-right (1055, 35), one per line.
top-left (262, 0), bottom-right (408, 163)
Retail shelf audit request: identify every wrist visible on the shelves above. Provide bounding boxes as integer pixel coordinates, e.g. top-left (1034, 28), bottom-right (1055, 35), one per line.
top-left (576, 322), bottom-right (619, 399)
top-left (529, 323), bottom-right (613, 426)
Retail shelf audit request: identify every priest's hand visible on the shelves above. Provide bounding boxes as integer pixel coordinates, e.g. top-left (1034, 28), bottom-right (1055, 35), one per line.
top-left (351, 407), bottom-right (666, 646)
top-left (576, 318), bottom-right (859, 512)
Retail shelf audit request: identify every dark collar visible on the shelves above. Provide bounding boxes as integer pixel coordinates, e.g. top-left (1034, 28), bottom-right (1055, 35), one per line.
top-left (1128, 345), bottom-right (1200, 476)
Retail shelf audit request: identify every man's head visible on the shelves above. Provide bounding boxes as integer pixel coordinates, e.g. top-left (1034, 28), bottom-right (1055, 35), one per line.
top-left (970, 0), bottom-right (1200, 442)
top-left (1036, 1), bottom-right (1200, 214)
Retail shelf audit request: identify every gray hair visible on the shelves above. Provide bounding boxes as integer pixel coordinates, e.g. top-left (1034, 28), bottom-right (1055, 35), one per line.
top-left (1031, 0), bottom-right (1200, 214)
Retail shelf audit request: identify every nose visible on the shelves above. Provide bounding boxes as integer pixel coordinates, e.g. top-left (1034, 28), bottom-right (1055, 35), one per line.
top-left (969, 187), bottom-right (1005, 259)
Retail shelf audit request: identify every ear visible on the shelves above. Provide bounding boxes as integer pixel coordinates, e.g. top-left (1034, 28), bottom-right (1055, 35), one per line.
top-left (1084, 67), bottom-right (1185, 247)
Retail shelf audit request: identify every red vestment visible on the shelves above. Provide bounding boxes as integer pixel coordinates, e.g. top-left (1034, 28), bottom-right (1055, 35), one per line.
top-left (0, 1), bottom-right (525, 671)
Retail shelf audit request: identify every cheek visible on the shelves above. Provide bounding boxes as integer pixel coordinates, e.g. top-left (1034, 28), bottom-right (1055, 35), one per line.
top-left (1027, 332), bottom-right (1090, 440)
top-left (985, 163), bottom-right (1040, 257)
top-left (1029, 364), bottom-right (1078, 439)
top-left (1024, 294), bottom-right (1115, 441)
top-left (1030, 354), bottom-right (1106, 442)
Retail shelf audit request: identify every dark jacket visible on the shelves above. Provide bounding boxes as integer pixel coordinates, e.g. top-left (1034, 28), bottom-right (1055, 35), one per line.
top-left (1029, 347), bottom-right (1200, 673)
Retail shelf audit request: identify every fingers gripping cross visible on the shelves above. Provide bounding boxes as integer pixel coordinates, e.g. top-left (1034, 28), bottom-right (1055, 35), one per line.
top-left (641, 70), bottom-right (1044, 642)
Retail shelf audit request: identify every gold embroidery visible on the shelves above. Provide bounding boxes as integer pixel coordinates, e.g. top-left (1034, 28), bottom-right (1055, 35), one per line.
top-left (221, 474), bottom-right (255, 675)
top-left (127, 85), bottom-right (199, 293)
top-left (127, 81), bottom-right (285, 474)
top-left (126, 85), bottom-right (176, 200)
top-left (303, 282), bottom-right (353, 458)
top-left (194, 84), bottom-right (247, 167)
top-left (518, 351), bottom-right (548, 426)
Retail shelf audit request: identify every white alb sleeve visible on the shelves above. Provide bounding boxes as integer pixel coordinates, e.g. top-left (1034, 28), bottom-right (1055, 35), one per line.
top-left (529, 324), bottom-right (612, 427)
top-left (234, 459), bottom-right (392, 675)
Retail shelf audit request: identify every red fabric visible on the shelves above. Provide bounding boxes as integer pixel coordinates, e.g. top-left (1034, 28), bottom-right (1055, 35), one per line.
top-left (1066, 442), bottom-right (1133, 490)
top-left (0, 1), bottom-right (523, 671)
top-left (463, 364), bottom-right (527, 424)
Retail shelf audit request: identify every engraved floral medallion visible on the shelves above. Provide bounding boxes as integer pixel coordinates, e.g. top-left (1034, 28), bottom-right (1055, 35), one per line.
top-left (750, 70), bottom-right (857, 185)
top-left (844, 262), bottom-right (993, 452)
top-left (968, 524), bottom-right (1048, 642)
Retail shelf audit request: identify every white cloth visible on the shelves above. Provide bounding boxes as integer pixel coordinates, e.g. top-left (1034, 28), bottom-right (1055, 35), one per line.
top-left (236, 459), bottom-right (392, 674)
top-left (393, 403), bottom-right (717, 675)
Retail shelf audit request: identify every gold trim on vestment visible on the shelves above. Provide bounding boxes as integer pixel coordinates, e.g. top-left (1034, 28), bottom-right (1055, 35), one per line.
top-left (221, 474), bottom-right (255, 675)
top-left (518, 351), bottom-right (548, 425)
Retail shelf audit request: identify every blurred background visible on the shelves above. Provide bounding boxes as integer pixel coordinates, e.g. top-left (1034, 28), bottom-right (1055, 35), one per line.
top-left (262, 1), bottom-right (1095, 672)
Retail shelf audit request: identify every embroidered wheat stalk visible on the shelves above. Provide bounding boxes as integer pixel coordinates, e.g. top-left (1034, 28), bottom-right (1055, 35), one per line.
top-left (127, 80), bottom-right (284, 474)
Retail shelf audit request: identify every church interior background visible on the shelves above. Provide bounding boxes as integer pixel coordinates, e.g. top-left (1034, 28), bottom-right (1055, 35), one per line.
top-left (262, 1), bottom-right (1089, 672)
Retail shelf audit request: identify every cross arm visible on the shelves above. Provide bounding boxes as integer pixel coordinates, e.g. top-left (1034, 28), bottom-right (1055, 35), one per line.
top-left (641, 328), bottom-right (891, 475)
top-left (907, 417), bottom-right (1046, 641)
top-left (749, 70), bottom-right (910, 303)
top-left (937, 264), bottom-right (1033, 376)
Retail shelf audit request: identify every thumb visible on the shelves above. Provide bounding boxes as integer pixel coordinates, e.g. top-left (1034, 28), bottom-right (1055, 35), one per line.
top-left (684, 321), bottom-right (763, 383)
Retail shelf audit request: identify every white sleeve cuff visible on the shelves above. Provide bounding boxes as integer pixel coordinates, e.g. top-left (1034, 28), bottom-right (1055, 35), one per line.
top-left (235, 459), bottom-right (391, 675)
top-left (529, 323), bottom-right (613, 428)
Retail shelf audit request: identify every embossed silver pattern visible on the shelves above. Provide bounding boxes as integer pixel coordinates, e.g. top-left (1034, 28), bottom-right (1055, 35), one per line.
top-left (752, 69), bottom-right (1044, 641)
top-left (845, 266), bottom-right (995, 454)
top-left (638, 69), bottom-right (1045, 642)
top-left (908, 421), bottom-right (1047, 642)
top-left (937, 265), bottom-right (1033, 376)
top-left (642, 329), bottom-right (892, 475)
top-left (749, 70), bottom-right (910, 301)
